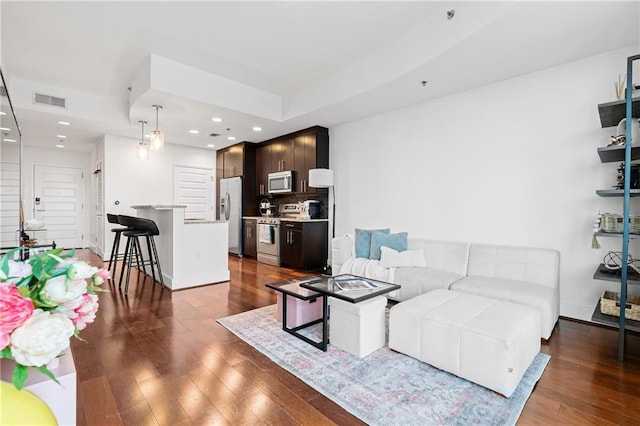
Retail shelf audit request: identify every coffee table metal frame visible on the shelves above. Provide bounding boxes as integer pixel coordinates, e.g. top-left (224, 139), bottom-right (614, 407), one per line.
top-left (265, 277), bottom-right (328, 351)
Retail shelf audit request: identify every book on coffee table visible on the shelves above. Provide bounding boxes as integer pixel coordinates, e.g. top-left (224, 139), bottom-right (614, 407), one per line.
top-left (330, 277), bottom-right (377, 291)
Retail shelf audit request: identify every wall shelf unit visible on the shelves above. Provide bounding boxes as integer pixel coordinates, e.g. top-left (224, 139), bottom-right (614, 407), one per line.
top-left (592, 54), bottom-right (640, 361)
top-left (597, 97), bottom-right (640, 127)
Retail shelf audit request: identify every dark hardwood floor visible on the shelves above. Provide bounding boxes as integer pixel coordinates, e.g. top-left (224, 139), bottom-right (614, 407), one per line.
top-left (71, 251), bottom-right (640, 425)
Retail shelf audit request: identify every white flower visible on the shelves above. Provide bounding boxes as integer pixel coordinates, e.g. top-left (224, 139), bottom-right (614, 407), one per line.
top-left (10, 310), bottom-right (75, 366)
top-left (67, 261), bottom-right (98, 280)
top-left (41, 275), bottom-right (87, 304)
top-left (2, 260), bottom-right (33, 284)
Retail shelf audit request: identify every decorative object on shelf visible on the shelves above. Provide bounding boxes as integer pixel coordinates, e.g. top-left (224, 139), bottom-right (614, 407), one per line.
top-left (614, 162), bottom-right (639, 189)
top-left (0, 247), bottom-right (110, 390)
top-left (600, 290), bottom-right (640, 321)
top-left (602, 250), bottom-right (640, 274)
top-left (150, 104), bottom-right (165, 152)
top-left (615, 117), bottom-right (640, 145)
top-left (592, 211), bottom-right (602, 248)
top-left (137, 120), bottom-right (149, 160)
top-left (614, 74), bottom-right (625, 100)
top-left (25, 219), bottom-right (45, 230)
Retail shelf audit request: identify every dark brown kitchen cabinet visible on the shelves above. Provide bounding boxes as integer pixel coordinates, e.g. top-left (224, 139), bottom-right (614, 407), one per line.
top-left (294, 132), bottom-right (322, 193)
top-left (270, 138), bottom-right (294, 173)
top-left (223, 144), bottom-right (244, 177)
top-left (243, 219), bottom-right (257, 258)
top-left (280, 221), bottom-right (328, 271)
top-left (256, 144), bottom-right (270, 196)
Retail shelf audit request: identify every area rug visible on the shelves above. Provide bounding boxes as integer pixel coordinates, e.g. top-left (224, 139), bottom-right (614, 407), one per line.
top-left (218, 304), bottom-right (549, 426)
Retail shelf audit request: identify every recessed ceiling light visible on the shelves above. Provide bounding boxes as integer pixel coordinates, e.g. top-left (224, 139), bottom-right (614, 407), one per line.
top-left (0, 127), bottom-right (11, 131)
top-left (252, 126), bottom-right (262, 132)
top-left (0, 112), bottom-right (6, 116)
top-left (227, 136), bottom-right (236, 141)
top-left (57, 121), bottom-right (70, 126)
top-left (189, 129), bottom-right (200, 134)
top-left (212, 117), bottom-right (222, 123)
top-left (56, 134), bottom-right (67, 139)
top-left (207, 144), bottom-right (215, 148)
top-left (3, 138), bottom-right (16, 143)
top-left (56, 143), bottom-right (65, 148)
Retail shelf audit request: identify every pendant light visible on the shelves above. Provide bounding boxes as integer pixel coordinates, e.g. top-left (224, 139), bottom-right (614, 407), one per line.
top-left (137, 120), bottom-right (149, 160)
top-left (150, 104), bottom-right (165, 152)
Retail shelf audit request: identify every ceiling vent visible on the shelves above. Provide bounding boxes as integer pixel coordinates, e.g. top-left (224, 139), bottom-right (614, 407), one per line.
top-left (33, 92), bottom-right (67, 108)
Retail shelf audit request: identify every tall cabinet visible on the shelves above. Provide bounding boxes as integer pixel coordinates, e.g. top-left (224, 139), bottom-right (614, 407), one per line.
top-left (592, 54), bottom-right (640, 361)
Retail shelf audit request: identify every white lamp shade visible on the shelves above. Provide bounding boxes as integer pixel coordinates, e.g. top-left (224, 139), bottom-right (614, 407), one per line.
top-left (150, 131), bottom-right (165, 152)
top-left (308, 168), bottom-right (333, 188)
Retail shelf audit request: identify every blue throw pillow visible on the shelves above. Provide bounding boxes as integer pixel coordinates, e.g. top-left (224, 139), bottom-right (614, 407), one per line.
top-left (355, 228), bottom-right (390, 258)
top-left (370, 232), bottom-right (408, 261)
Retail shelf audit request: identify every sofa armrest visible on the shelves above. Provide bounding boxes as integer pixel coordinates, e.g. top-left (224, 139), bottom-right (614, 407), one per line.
top-left (332, 235), bottom-right (354, 275)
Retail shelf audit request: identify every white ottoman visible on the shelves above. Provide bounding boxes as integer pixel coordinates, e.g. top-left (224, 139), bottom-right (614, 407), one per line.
top-left (389, 289), bottom-right (541, 397)
top-left (328, 296), bottom-right (387, 358)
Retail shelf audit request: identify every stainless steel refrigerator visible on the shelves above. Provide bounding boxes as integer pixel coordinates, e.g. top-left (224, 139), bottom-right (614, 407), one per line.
top-left (219, 176), bottom-right (243, 256)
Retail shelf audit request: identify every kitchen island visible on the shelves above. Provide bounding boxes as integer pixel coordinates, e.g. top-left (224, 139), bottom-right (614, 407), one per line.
top-left (132, 205), bottom-right (229, 290)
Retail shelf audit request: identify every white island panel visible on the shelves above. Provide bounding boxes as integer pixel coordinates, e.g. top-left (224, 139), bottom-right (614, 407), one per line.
top-left (132, 205), bottom-right (229, 289)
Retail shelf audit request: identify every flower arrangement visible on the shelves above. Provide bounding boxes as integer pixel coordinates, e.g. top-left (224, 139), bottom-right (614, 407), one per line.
top-left (0, 247), bottom-right (110, 389)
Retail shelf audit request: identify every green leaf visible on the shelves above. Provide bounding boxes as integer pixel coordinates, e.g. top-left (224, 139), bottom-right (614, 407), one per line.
top-left (0, 347), bottom-right (14, 359)
top-left (34, 365), bottom-right (60, 386)
top-left (12, 364), bottom-right (28, 390)
top-left (0, 248), bottom-right (21, 279)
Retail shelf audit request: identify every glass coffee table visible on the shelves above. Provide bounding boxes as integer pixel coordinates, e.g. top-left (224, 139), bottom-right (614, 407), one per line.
top-left (267, 274), bottom-right (400, 352)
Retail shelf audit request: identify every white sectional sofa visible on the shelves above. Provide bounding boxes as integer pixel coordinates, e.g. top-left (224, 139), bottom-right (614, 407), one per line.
top-left (332, 235), bottom-right (560, 340)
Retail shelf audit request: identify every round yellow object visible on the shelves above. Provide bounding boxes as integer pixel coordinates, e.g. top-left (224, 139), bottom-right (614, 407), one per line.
top-left (0, 380), bottom-right (57, 425)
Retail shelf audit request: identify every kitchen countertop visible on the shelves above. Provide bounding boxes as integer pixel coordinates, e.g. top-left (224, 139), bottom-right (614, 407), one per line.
top-left (243, 216), bottom-right (328, 222)
top-left (184, 219), bottom-right (224, 224)
top-left (132, 204), bottom-right (187, 209)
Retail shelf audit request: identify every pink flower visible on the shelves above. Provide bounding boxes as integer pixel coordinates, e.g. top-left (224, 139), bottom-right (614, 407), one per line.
top-left (0, 284), bottom-right (34, 350)
top-left (92, 268), bottom-right (111, 285)
top-left (60, 293), bottom-right (99, 331)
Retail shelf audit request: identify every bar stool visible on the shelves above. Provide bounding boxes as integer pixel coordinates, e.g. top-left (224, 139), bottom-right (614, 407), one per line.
top-left (106, 213), bottom-right (132, 276)
top-left (133, 217), bottom-right (165, 289)
top-left (117, 215), bottom-right (147, 293)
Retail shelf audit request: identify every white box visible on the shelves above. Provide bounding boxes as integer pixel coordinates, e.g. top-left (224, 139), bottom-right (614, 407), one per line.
top-left (328, 296), bottom-right (387, 358)
top-left (277, 293), bottom-right (323, 327)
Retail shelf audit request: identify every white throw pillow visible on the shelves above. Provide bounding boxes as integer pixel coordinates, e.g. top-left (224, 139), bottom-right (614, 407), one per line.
top-left (380, 246), bottom-right (426, 268)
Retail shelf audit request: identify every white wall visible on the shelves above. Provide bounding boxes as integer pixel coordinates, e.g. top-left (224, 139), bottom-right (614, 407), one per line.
top-left (100, 136), bottom-right (216, 256)
top-left (22, 145), bottom-right (92, 247)
top-left (331, 46), bottom-right (640, 321)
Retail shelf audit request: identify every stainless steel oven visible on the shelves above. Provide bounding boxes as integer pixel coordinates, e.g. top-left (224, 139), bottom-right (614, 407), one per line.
top-left (257, 217), bottom-right (280, 266)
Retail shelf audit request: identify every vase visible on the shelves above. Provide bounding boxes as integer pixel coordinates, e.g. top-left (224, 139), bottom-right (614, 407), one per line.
top-left (0, 380), bottom-right (57, 425)
top-left (46, 357), bottom-right (60, 370)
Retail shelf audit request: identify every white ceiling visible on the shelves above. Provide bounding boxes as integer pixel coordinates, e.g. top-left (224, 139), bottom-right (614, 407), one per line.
top-left (1, 1), bottom-right (638, 153)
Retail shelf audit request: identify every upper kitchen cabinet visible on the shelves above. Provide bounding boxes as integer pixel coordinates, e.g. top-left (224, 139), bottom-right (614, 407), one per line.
top-left (294, 128), bottom-right (329, 194)
top-left (256, 144), bottom-right (270, 196)
top-left (270, 137), bottom-right (294, 173)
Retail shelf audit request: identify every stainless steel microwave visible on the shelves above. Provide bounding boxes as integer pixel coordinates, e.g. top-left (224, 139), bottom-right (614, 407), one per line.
top-left (268, 170), bottom-right (295, 193)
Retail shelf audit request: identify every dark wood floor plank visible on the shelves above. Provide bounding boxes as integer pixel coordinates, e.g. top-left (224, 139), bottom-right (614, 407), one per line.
top-left (70, 251), bottom-right (640, 425)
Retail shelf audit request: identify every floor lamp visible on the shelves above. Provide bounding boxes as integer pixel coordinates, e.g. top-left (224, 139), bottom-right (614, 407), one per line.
top-left (308, 168), bottom-right (334, 276)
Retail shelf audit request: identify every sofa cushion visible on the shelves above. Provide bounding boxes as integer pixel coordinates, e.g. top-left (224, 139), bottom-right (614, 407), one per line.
top-left (355, 228), bottom-right (390, 258)
top-left (450, 276), bottom-right (558, 339)
top-left (390, 267), bottom-right (464, 301)
top-left (380, 247), bottom-right (425, 268)
top-left (370, 232), bottom-right (408, 260)
top-left (467, 244), bottom-right (560, 289)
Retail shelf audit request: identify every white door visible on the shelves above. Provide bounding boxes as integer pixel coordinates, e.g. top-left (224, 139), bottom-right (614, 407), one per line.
top-left (0, 162), bottom-right (20, 248)
top-left (33, 165), bottom-right (85, 248)
top-left (173, 166), bottom-right (214, 220)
